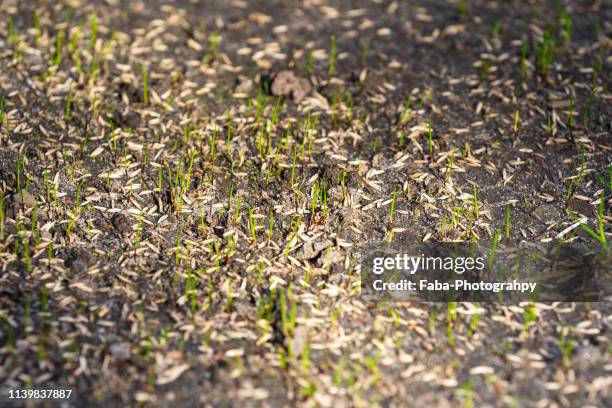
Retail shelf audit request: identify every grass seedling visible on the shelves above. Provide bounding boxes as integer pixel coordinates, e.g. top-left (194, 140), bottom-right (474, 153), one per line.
top-left (480, 60), bottom-right (491, 81)
top-left (458, 381), bottom-right (474, 408)
top-left (445, 149), bottom-right (457, 180)
top-left (428, 119), bottom-right (434, 161)
top-left (340, 170), bottom-right (348, 202)
top-left (447, 301), bottom-right (457, 324)
top-left (596, 164), bottom-right (612, 192)
top-left (33, 11), bottom-right (40, 43)
top-left (81, 131), bottom-right (91, 153)
top-left (226, 124), bottom-right (232, 159)
top-left (8, 15), bottom-right (14, 42)
top-left (558, 329), bottom-right (576, 368)
top-left (534, 27), bottom-right (557, 76)
top-left (13, 220), bottom-right (20, 257)
top-left (300, 341), bottom-right (311, 374)
top-left (70, 26), bottom-right (82, 74)
top-left (267, 210), bottom-right (274, 242)
top-left (1, 317), bottom-right (16, 353)
top-left (225, 278), bottom-right (233, 312)
top-left (582, 92), bottom-right (594, 130)
top-left (399, 96), bottom-right (412, 126)
top-left (505, 207), bottom-right (511, 238)
top-left (567, 94), bottom-right (574, 128)
top-left (8, 15), bottom-right (21, 59)
top-left (345, 91), bottom-right (354, 121)
top-left (88, 56), bottom-right (100, 83)
top-left (271, 98), bottom-right (281, 127)
top-left (491, 20), bottom-right (501, 39)
top-left (53, 31), bottom-right (64, 68)
top-left (141, 66), bottom-right (149, 105)
top-left (90, 13), bottom-right (97, 50)
top-left (513, 110), bottom-right (520, 136)
top-left (0, 96), bottom-right (5, 128)
top-left (594, 16), bottom-right (601, 40)
top-left (361, 41), bottom-right (368, 67)
top-left (31, 203), bottom-right (38, 235)
top-left (320, 180), bottom-right (328, 218)
top-left (279, 286), bottom-right (298, 337)
top-left (573, 193), bottom-right (606, 246)
top-left (330, 90), bottom-right (341, 126)
top-left (488, 229), bottom-right (502, 269)
top-left (593, 42), bottom-right (604, 86)
top-left (559, 9), bottom-right (572, 46)
top-left (440, 215), bottom-right (448, 240)
top-left (208, 31), bottom-right (220, 59)
top-left (22, 231), bottom-right (31, 273)
top-left (0, 194), bottom-right (4, 241)
top-left (523, 303), bottom-right (536, 334)
top-left (247, 207), bottom-right (257, 242)
top-left (182, 150), bottom-right (196, 195)
top-left (175, 224), bottom-right (182, 265)
top-left (458, 0), bottom-right (467, 19)
top-left (110, 127), bottom-right (117, 152)
top-left (446, 321), bottom-right (456, 347)
top-left (304, 263), bottom-right (312, 285)
top-left (388, 187), bottom-right (397, 223)
top-left (16, 153), bottom-right (24, 193)
top-left (472, 184), bottom-right (479, 219)
top-left (214, 240), bottom-right (221, 272)
top-left (284, 215), bottom-right (302, 256)
top-left (467, 303), bottom-right (479, 337)
top-left (398, 131), bottom-right (406, 148)
top-left (210, 126), bottom-right (218, 160)
top-left (52, 179), bottom-right (58, 208)
top-left (426, 307), bottom-right (438, 335)
top-left (233, 195), bottom-right (242, 226)
top-left (199, 203), bottom-right (207, 234)
top-left (333, 357), bottom-right (347, 386)
top-left (256, 123), bottom-right (268, 159)
top-left (306, 49), bottom-right (313, 73)
top-left (278, 347), bottom-right (287, 370)
top-left (66, 179), bottom-right (85, 237)
top-left (306, 113), bottom-right (319, 156)
top-left (290, 146), bottom-right (298, 188)
top-left (186, 269), bottom-right (197, 314)
top-left (371, 138), bottom-right (380, 154)
top-left (328, 36), bottom-right (336, 75)
top-left (255, 88), bottom-right (265, 124)
top-left (547, 111), bottom-right (553, 136)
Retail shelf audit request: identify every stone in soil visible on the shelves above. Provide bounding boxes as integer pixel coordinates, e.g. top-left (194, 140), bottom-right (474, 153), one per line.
top-left (271, 70), bottom-right (311, 103)
top-left (113, 109), bottom-right (141, 129)
top-left (532, 204), bottom-right (562, 223)
top-left (12, 190), bottom-right (36, 208)
top-left (111, 213), bottom-right (132, 233)
top-left (109, 342), bottom-right (131, 360)
top-left (297, 239), bottom-right (333, 260)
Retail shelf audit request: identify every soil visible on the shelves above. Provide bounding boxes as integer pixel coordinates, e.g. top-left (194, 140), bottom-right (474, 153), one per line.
top-left (0, 0), bottom-right (610, 407)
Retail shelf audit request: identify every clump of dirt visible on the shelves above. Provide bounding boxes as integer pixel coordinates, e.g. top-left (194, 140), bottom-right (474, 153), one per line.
top-left (271, 70), bottom-right (312, 103)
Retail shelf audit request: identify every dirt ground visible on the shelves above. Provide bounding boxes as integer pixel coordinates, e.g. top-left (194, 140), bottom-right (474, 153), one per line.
top-left (0, 0), bottom-right (611, 407)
